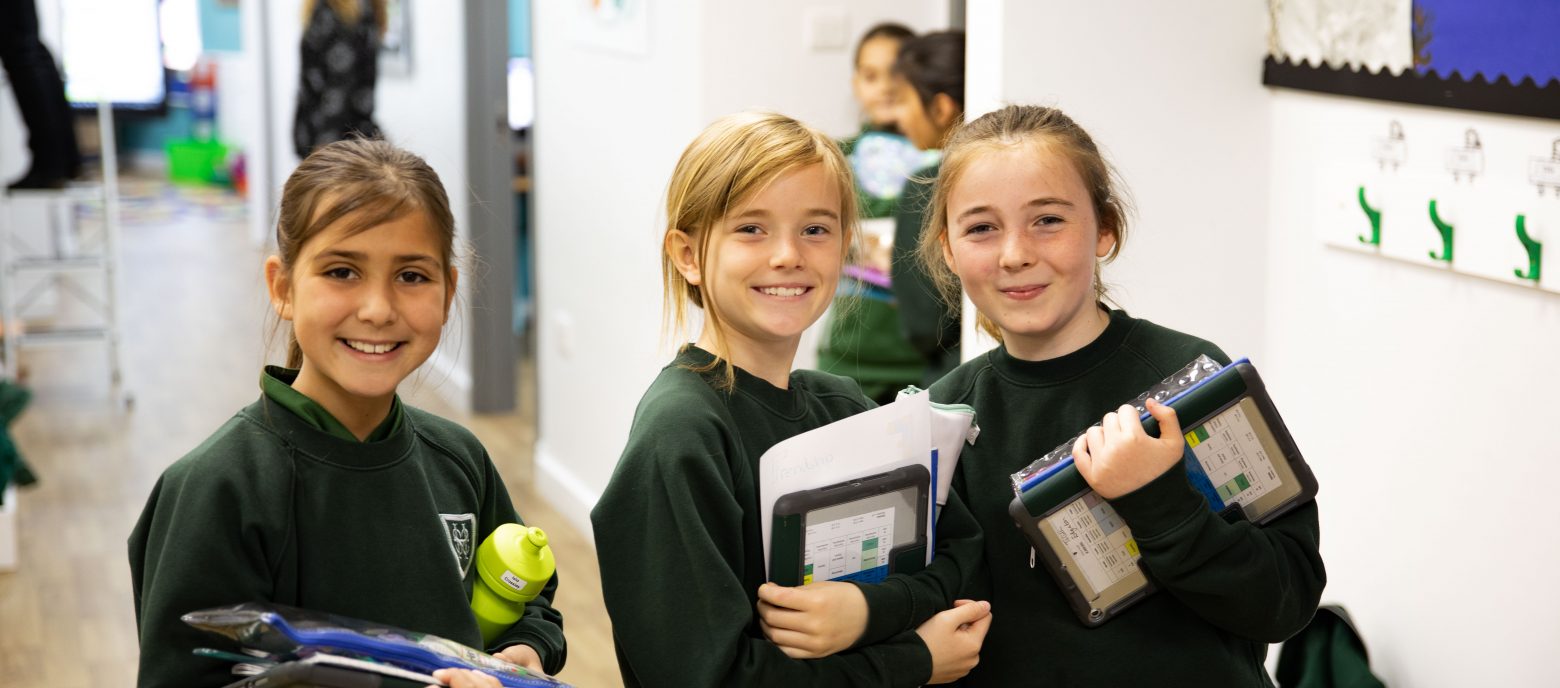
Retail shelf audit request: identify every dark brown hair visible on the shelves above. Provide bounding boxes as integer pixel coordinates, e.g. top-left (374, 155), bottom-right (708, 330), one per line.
top-left (894, 30), bottom-right (966, 112)
top-left (272, 137), bottom-right (456, 367)
top-left (917, 105), bottom-right (1132, 341)
top-left (854, 22), bottom-right (914, 66)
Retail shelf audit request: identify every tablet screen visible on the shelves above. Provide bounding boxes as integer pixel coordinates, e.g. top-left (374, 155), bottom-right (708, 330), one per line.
top-left (1183, 396), bottom-right (1302, 521)
top-left (1040, 491), bottom-right (1147, 604)
top-left (802, 486), bottom-right (920, 584)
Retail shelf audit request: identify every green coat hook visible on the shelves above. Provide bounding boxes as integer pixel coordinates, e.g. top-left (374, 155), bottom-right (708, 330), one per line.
top-left (1514, 215), bottom-right (1542, 281)
top-left (1357, 186), bottom-right (1382, 246)
top-left (1428, 200), bottom-right (1454, 263)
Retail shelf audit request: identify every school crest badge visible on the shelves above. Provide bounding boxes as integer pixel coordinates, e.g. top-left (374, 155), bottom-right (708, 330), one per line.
top-left (440, 513), bottom-right (477, 576)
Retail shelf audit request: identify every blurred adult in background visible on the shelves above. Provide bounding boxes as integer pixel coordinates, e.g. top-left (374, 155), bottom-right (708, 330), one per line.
top-left (818, 22), bottom-right (936, 404)
top-left (1, 0), bottom-right (82, 190)
top-left (293, 0), bottom-right (386, 159)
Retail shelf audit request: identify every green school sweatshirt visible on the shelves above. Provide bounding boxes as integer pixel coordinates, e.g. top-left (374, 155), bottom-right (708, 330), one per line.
top-left (591, 346), bottom-right (985, 688)
top-left (890, 161), bottom-right (960, 387)
top-left (930, 309), bottom-right (1325, 686)
top-left (128, 372), bottom-right (565, 687)
top-left (817, 290), bottom-right (926, 404)
top-left (822, 128), bottom-right (928, 402)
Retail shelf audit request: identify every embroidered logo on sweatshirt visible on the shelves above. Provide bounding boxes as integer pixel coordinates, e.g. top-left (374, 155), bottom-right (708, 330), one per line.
top-left (440, 513), bottom-right (477, 576)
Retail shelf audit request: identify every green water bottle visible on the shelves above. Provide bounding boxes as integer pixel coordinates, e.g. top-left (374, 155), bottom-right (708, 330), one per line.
top-left (471, 524), bottom-right (556, 645)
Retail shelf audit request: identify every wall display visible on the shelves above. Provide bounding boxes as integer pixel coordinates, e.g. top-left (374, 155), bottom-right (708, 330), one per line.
top-left (573, 0), bottom-right (648, 56)
top-left (1264, 0), bottom-right (1559, 120)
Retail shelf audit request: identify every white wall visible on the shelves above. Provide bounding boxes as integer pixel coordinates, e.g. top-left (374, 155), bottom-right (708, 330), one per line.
top-left (1265, 90), bottom-right (1560, 687)
top-left (962, 1), bottom-right (1273, 360)
top-left (701, 1), bottom-right (947, 140)
top-left (531, 0), bottom-right (709, 534)
top-left (263, 0), bottom-right (474, 405)
top-left (532, 0), bottom-right (947, 535)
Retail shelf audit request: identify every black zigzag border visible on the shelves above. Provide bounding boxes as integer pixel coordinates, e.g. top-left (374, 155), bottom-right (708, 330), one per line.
top-left (1262, 56), bottom-right (1560, 121)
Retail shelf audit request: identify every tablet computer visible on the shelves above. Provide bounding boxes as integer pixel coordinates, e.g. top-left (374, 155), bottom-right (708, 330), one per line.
top-left (770, 464), bottom-right (930, 587)
top-left (1009, 359), bottom-right (1318, 627)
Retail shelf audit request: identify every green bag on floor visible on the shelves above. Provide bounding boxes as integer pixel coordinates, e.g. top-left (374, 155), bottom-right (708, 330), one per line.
top-left (1276, 605), bottom-right (1388, 688)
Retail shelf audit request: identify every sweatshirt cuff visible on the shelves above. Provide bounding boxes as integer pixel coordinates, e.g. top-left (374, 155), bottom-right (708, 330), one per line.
top-left (852, 576), bottom-right (914, 648)
top-left (1107, 461), bottom-right (1207, 540)
top-left (492, 630), bottom-right (565, 676)
top-left (877, 630), bottom-right (934, 687)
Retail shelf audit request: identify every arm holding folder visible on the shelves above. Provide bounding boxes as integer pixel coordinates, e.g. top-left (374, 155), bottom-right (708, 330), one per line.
top-left (756, 393), bottom-right (987, 658)
top-left (591, 389), bottom-right (937, 688)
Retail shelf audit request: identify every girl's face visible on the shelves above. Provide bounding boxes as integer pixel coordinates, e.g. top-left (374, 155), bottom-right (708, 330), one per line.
top-left (891, 77), bottom-right (958, 150)
top-left (852, 36), bottom-right (903, 127)
top-left (675, 163), bottom-right (844, 356)
top-left (942, 142), bottom-right (1115, 360)
top-left (267, 210), bottom-right (455, 412)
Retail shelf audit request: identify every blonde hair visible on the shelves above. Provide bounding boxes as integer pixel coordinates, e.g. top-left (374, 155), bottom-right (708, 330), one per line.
top-left (302, 0), bottom-right (388, 36)
top-left (273, 138), bottom-right (457, 368)
top-left (917, 105), bottom-right (1132, 342)
top-left (661, 111), bottom-right (859, 387)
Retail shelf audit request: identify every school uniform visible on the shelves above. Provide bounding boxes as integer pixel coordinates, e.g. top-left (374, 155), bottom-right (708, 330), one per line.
top-left (591, 346), bottom-right (984, 688)
top-left (890, 160), bottom-right (960, 388)
top-left (129, 367), bottom-right (565, 688)
top-left (930, 309), bottom-right (1325, 686)
top-left (821, 126), bottom-right (926, 403)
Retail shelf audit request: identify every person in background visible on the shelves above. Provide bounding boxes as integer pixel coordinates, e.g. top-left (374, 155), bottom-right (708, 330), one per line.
top-left (817, 22), bottom-right (935, 404)
top-left (888, 30), bottom-right (965, 388)
top-left (293, 0), bottom-right (386, 159)
top-left (0, 0), bottom-right (81, 190)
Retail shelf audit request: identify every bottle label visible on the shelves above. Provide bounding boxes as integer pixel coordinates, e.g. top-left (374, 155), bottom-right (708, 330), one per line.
top-left (501, 570), bottom-right (542, 596)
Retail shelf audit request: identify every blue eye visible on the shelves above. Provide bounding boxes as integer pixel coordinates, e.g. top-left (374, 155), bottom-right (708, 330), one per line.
top-left (803, 224), bottom-right (831, 236)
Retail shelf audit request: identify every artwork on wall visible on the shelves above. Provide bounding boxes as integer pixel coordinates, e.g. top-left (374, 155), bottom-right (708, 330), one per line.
top-left (1263, 0), bottom-right (1559, 120)
top-left (573, 0), bottom-right (649, 56)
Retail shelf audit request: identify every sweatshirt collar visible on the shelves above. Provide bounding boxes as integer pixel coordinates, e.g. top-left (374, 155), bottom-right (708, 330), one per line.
top-left (986, 308), bottom-right (1136, 387)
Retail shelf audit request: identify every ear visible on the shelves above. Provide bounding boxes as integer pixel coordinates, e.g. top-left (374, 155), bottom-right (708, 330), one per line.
top-left (931, 93), bottom-right (962, 132)
top-left (940, 232), bottom-right (957, 273)
top-left (666, 229), bottom-right (702, 286)
top-left (443, 267), bottom-right (460, 323)
top-left (263, 255), bottom-right (295, 321)
top-left (1095, 224), bottom-right (1119, 259)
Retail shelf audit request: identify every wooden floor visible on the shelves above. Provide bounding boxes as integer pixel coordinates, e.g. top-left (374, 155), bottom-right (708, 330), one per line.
top-left (0, 184), bottom-right (622, 687)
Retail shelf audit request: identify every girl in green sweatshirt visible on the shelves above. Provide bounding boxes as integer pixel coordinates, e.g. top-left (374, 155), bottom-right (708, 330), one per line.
top-left (917, 105), bottom-right (1326, 686)
top-left (129, 139), bottom-right (565, 688)
top-left (591, 111), bottom-right (992, 688)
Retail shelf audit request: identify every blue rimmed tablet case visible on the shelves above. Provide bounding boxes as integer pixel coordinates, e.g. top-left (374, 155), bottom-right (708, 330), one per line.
top-left (1008, 359), bottom-right (1318, 627)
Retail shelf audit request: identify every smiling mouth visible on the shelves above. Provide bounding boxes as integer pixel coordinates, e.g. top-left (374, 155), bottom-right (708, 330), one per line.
top-left (342, 339), bottom-right (403, 355)
top-left (1000, 285), bottom-right (1046, 300)
top-left (754, 286), bottom-right (812, 297)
